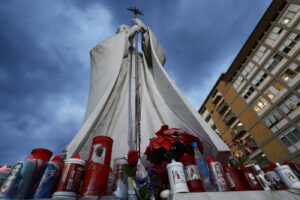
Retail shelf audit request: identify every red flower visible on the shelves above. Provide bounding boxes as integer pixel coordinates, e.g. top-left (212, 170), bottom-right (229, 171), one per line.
top-left (181, 132), bottom-right (203, 153)
top-left (155, 125), bottom-right (169, 137)
top-left (145, 125), bottom-right (204, 157)
top-left (128, 150), bottom-right (139, 167)
top-left (149, 135), bottom-right (178, 150)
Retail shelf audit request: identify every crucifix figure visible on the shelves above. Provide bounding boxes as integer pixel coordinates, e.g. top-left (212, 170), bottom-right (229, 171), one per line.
top-left (127, 7), bottom-right (144, 155)
top-left (64, 8), bottom-right (230, 164)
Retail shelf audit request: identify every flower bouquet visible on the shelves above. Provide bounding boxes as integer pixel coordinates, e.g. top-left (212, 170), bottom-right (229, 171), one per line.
top-left (145, 125), bottom-right (203, 164)
top-left (144, 125), bottom-right (203, 199)
top-left (123, 125), bottom-right (203, 199)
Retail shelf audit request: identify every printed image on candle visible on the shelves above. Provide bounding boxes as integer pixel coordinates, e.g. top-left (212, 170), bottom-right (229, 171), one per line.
top-left (248, 173), bottom-right (258, 185)
top-left (186, 167), bottom-right (199, 180)
top-left (91, 144), bottom-right (106, 165)
top-left (215, 164), bottom-right (226, 185)
top-left (34, 164), bottom-right (57, 197)
top-left (0, 162), bottom-right (23, 198)
top-left (176, 171), bottom-right (181, 179)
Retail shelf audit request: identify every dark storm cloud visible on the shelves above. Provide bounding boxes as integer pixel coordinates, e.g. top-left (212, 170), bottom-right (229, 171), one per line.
top-left (0, 0), bottom-right (112, 164)
top-left (0, 0), bottom-right (271, 165)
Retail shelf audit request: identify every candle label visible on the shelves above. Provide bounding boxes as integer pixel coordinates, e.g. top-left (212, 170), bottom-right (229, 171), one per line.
top-left (282, 169), bottom-right (298, 184)
top-left (184, 165), bottom-right (201, 181)
top-left (225, 172), bottom-right (235, 188)
top-left (171, 169), bottom-right (186, 185)
top-left (248, 173), bottom-right (258, 185)
top-left (56, 163), bottom-right (84, 192)
top-left (265, 171), bottom-right (285, 187)
top-left (91, 144), bottom-right (106, 165)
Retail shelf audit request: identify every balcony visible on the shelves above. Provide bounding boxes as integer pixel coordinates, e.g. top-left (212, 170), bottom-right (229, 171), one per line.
top-left (217, 101), bottom-right (228, 115)
top-left (223, 111), bottom-right (237, 126)
top-left (213, 95), bottom-right (222, 105)
top-left (225, 117), bottom-right (237, 126)
top-left (247, 139), bottom-right (258, 152)
top-left (231, 122), bottom-right (246, 138)
top-left (232, 129), bottom-right (246, 139)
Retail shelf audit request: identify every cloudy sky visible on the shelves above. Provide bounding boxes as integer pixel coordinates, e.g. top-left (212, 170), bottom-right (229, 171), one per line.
top-left (0, 0), bottom-right (272, 165)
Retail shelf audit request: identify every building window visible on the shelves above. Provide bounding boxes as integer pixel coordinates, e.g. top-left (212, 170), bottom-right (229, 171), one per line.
top-left (264, 110), bottom-right (283, 128)
top-left (233, 75), bottom-right (244, 90)
top-left (279, 94), bottom-right (300, 114)
top-left (251, 70), bottom-right (268, 87)
top-left (211, 89), bottom-right (218, 98)
top-left (241, 62), bottom-right (255, 78)
top-left (231, 121), bottom-right (246, 138)
top-left (281, 137), bottom-right (293, 147)
top-left (212, 125), bottom-right (217, 131)
top-left (253, 97), bottom-right (269, 113)
top-left (280, 127), bottom-right (300, 148)
top-left (279, 4), bottom-right (300, 25)
top-left (265, 26), bottom-right (283, 45)
top-left (223, 110), bottom-right (237, 126)
top-left (281, 11), bottom-right (296, 25)
top-left (252, 45), bottom-right (268, 63)
top-left (199, 107), bottom-right (206, 115)
top-left (216, 100), bottom-right (229, 115)
top-left (245, 135), bottom-right (258, 152)
top-left (264, 54), bottom-right (283, 72)
top-left (297, 21), bottom-right (300, 31)
top-left (264, 82), bottom-right (284, 100)
top-left (279, 33), bottom-right (300, 54)
top-left (241, 85), bottom-right (255, 100)
top-left (297, 52), bottom-right (300, 61)
top-left (281, 62), bottom-right (300, 83)
top-left (205, 115), bottom-right (211, 122)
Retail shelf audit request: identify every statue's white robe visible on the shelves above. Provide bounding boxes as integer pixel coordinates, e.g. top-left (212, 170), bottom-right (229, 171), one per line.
top-left (66, 28), bottom-right (230, 164)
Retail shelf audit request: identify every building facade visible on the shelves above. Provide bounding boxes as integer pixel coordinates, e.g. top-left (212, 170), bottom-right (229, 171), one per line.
top-left (199, 0), bottom-right (300, 166)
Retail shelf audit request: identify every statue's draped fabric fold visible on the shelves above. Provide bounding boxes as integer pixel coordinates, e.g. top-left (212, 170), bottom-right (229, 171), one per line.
top-left (66, 28), bottom-right (230, 163)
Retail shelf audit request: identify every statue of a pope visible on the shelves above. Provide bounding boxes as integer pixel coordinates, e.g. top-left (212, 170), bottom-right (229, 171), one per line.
top-left (65, 19), bottom-right (229, 163)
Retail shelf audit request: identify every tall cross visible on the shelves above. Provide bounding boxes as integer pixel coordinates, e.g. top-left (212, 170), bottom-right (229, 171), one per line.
top-left (127, 7), bottom-right (143, 157)
top-left (127, 7), bottom-right (143, 18)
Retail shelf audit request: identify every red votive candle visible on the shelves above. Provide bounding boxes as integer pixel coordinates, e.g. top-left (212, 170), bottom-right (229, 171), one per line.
top-left (223, 164), bottom-right (246, 191)
top-left (238, 165), bottom-right (263, 190)
top-left (55, 158), bottom-right (85, 195)
top-left (180, 153), bottom-right (205, 192)
top-left (80, 136), bottom-right (113, 197)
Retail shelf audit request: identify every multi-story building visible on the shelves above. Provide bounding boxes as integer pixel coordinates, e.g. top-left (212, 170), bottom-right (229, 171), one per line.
top-left (199, 0), bottom-right (300, 166)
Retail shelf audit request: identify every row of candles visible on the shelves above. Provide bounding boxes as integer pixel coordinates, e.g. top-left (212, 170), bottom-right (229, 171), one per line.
top-left (168, 155), bottom-right (300, 194)
top-left (164, 141), bottom-right (300, 198)
top-left (0, 136), bottom-right (114, 199)
top-left (0, 136), bottom-right (300, 199)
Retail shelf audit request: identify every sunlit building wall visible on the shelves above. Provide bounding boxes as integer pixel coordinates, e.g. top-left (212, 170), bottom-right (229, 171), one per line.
top-left (199, 0), bottom-right (300, 166)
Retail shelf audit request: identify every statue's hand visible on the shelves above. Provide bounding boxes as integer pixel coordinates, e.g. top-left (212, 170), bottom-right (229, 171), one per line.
top-left (126, 19), bottom-right (147, 45)
top-left (126, 24), bottom-right (141, 44)
top-left (131, 18), bottom-right (147, 33)
top-left (129, 25), bottom-right (142, 35)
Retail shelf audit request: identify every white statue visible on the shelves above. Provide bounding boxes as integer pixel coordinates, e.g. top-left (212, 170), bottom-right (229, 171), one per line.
top-left (65, 18), bottom-right (230, 163)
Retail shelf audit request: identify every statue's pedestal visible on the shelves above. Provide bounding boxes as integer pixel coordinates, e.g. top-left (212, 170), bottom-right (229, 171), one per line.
top-left (171, 189), bottom-right (300, 200)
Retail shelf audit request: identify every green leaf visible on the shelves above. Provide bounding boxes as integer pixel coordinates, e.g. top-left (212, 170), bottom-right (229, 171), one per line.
top-left (138, 184), bottom-right (148, 200)
top-left (164, 150), bottom-right (173, 162)
top-left (124, 164), bottom-right (136, 177)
